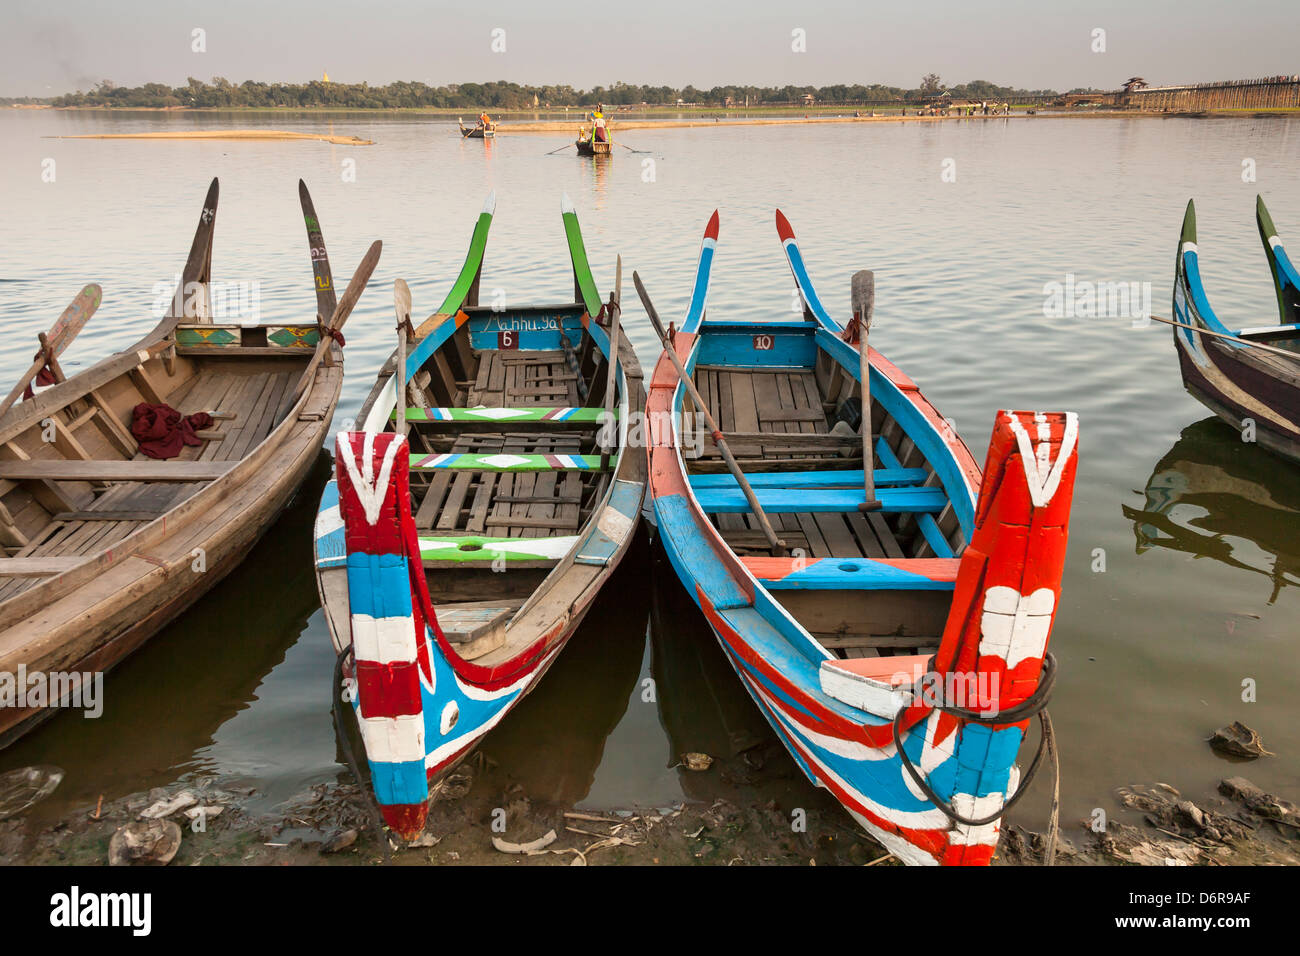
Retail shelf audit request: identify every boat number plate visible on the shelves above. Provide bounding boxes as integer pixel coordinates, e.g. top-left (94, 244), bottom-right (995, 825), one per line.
top-left (498, 330), bottom-right (519, 350)
top-left (753, 334), bottom-right (775, 351)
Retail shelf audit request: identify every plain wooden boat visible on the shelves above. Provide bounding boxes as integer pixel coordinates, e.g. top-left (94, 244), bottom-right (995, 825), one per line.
top-left (458, 121), bottom-right (495, 139)
top-left (314, 192), bottom-right (646, 839)
top-left (0, 177), bottom-right (378, 748)
top-left (1172, 197), bottom-right (1300, 461)
top-left (645, 209), bottom-right (1079, 865)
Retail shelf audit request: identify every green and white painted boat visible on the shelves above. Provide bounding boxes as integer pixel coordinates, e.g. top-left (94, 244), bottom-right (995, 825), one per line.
top-left (312, 194), bottom-right (645, 834)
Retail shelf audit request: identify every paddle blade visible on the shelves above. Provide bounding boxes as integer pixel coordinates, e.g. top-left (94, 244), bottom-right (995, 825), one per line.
top-left (394, 277), bottom-right (412, 324)
top-left (299, 179), bottom-right (338, 323)
top-left (47, 284), bottom-right (102, 354)
top-left (851, 271), bottom-right (876, 331)
top-left (328, 240), bottom-right (383, 331)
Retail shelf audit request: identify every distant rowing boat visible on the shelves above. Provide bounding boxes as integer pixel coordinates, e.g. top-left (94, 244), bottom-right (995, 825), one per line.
top-left (458, 120), bottom-right (496, 139)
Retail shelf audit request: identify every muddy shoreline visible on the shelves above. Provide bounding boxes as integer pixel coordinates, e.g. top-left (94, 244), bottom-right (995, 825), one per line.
top-left (4, 737), bottom-right (1296, 866)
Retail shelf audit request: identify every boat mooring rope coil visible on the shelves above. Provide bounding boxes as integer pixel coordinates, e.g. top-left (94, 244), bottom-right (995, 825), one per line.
top-left (891, 652), bottom-right (1060, 863)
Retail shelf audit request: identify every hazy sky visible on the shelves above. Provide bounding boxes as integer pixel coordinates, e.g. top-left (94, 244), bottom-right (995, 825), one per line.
top-left (2, 0), bottom-right (1297, 97)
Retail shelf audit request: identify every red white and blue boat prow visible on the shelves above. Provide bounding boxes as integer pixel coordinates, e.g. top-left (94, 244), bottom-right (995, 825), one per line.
top-left (316, 194), bottom-right (645, 839)
top-left (646, 209), bottom-right (1079, 865)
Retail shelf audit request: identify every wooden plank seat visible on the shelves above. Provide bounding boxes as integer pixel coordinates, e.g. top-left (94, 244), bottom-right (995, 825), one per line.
top-left (740, 556), bottom-right (960, 590)
top-left (433, 600), bottom-right (522, 659)
top-left (400, 406), bottom-right (615, 426)
top-left (410, 452), bottom-right (609, 473)
top-left (692, 485), bottom-right (947, 514)
top-left (0, 460), bottom-right (237, 482)
top-left (689, 467), bottom-right (929, 490)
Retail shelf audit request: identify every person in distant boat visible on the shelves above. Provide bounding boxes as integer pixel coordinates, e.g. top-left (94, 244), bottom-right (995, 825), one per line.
top-left (591, 106), bottom-right (607, 143)
top-left (479, 112), bottom-right (492, 129)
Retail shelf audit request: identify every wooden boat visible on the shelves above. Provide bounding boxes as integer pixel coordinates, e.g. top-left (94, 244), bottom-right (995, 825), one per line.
top-left (576, 137), bottom-right (612, 156)
top-left (314, 192), bottom-right (646, 839)
top-left (644, 209), bottom-right (1079, 865)
top-left (0, 177), bottom-right (380, 748)
top-left (1122, 416), bottom-right (1300, 603)
top-left (458, 120), bottom-right (496, 139)
top-left (1171, 197), bottom-right (1300, 461)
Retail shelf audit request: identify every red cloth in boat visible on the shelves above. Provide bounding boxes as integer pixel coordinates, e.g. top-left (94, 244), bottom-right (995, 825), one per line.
top-left (130, 403), bottom-right (214, 460)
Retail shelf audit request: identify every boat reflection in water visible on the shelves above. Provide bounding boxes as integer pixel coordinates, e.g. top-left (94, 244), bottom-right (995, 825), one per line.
top-left (1122, 417), bottom-right (1300, 603)
top-left (0, 451), bottom-right (337, 818)
top-left (473, 534), bottom-right (650, 806)
top-left (648, 545), bottom-right (835, 812)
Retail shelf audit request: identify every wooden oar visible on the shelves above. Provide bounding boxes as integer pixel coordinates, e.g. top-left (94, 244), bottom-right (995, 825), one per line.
top-left (1147, 313), bottom-right (1300, 360)
top-left (633, 271), bottom-right (787, 556)
top-left (600, 257), bottom-right (623, 470)
top-left (546, 142), bottom-right (576, 155)
top-left (394, 278), bottom-right (412, 437)
top-left (851, 271), bottom-right (882, 512)
top-left (0, 283), bottom-right (102, 418)
top-left (288, 239), bottom-right (383, 405)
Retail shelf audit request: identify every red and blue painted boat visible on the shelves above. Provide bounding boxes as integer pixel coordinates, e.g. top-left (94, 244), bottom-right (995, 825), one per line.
top-left (314, 194), bottom-right (645, 839)
top-left (645, 209), bottom-right (1079, 865)
top-left (1172, 196), bottom-right (1300, 462)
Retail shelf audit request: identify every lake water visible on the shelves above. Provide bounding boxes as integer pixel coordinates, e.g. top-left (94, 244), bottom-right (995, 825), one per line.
top-left (2, 109), bottom-right (1298, 843)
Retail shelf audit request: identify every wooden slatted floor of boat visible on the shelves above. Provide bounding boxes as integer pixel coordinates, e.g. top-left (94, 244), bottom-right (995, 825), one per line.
top-left (691, 367), bottom-right (905, 561)
top-left (413, 349), bottom-right (588, 538)
top-left (0, 366), bottom-right (295, 601)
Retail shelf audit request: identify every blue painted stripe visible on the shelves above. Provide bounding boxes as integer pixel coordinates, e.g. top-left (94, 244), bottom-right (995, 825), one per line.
top-left (689, 467), bottom-right (928, 489)
top-left (782, 239), bottom-right (838, 332)
top-left (683, 240), bottom-right (716, 333)
top-left (655, 493), bottom-right (750, 610)
top-left (1181, 248), bottom-right (1234, 339)
top-left (695, 330), bottom-right (816, 368)
top-left (916, 513), bottom-right (955, 558)
top-left (368, 758), bottom-right (428, 806)
top-left (346, 552), bottom-right (415, 621)
top-left (693, 485), bottom-right (946, 514)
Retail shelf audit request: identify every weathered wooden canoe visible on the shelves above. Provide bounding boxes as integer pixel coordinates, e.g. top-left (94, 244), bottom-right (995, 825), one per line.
top-left (0, 177), bottom-right (378, 748)
top-left (1172, 197), bottom-right (1300, 461)
top-left (645, 209), bottom-right (1079, 865)
top-left (458, 122), bottom-right (495, 139)
top-left (314, 193), bottom-right (646, 839)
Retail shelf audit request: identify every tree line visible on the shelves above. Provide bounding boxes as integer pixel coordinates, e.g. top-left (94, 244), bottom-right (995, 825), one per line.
top-left (11, 76), bottom-right (1082, 109)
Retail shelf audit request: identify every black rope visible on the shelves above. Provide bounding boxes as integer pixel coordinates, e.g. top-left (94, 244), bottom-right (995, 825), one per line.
top-left (891, 653), bottom-right (1058, 829)
top-left (332, 645), bottom-right (392, 863)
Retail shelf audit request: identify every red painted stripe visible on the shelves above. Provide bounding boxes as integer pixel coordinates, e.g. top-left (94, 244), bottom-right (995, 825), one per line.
top-left (774, 209), bottom-right (795, 243)
top-left (704, 209), bottom-right (720, 241)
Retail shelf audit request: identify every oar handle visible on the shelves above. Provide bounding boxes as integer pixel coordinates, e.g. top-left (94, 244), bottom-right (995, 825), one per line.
top-left (634, 272), bottom-right (787, 556)
top-left (851, 270), bottom-right (880, 509)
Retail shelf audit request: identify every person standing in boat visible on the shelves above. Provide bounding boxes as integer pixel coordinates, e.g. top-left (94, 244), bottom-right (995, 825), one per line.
top-left (591, 105), bottom-right (607, 143)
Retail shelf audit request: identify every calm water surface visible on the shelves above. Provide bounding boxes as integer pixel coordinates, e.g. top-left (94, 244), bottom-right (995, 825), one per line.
top-left (1, 110), bottom-right (1298, 836)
